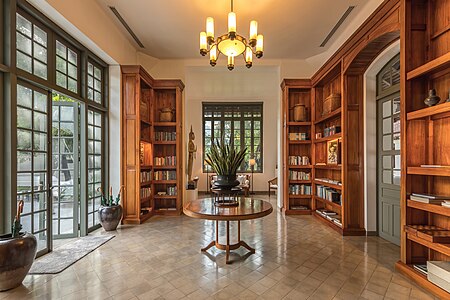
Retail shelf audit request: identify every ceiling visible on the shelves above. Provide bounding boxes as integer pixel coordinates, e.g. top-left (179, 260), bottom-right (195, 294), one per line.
top-left (96, 0), bottom-right (373, 60)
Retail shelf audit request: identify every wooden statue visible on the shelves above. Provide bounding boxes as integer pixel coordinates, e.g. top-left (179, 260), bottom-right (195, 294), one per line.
top-left (187, 126), bottom-right (197, 184)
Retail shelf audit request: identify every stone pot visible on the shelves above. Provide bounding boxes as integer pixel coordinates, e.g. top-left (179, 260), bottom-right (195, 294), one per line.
top-left (424, 89), bottom-right (441, 107)
top-left (0, 232), bottom-right (37, 291)
top-left (98, 205), bottom-right (123, 231)
top-left (215, 175), bottom-right (240, 190)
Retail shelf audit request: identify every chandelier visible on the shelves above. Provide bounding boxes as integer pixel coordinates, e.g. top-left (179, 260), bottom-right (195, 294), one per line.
top-left (199, 0), bottom-right (264, 70)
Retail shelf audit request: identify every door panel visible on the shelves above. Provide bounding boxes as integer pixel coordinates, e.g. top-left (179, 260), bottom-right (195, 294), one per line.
top-left (377, 93), bottom-right (401, 245)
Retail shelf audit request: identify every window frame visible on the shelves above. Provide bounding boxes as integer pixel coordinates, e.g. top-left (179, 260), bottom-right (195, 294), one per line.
top-left (202, 102), bottom-right (264, 173)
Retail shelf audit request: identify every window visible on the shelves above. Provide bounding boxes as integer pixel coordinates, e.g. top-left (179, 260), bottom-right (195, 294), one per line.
top-left (87, 61), bottom-right (103, 104)
top-left (203, 103), bottom-right (263, 172)
top-left (16, 12), bottom-right (48, 79)
top-left (55, 40), bottom-right (78, 93)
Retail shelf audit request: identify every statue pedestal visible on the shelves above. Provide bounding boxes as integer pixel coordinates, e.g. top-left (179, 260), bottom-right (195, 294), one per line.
top-left (186, 188), bottom-right (198, 204)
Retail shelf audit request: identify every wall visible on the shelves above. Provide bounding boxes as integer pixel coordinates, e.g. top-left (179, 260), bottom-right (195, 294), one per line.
top-left (185, 66), bottom-right (280, 193)
top-left (364, 40), bottom-right (400, 233)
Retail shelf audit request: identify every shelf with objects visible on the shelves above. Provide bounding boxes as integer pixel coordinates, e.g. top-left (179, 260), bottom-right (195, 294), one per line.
top-left (395, 0), bottom-right (450, 298)
top-left (121, 65), bottom-right (184, 223)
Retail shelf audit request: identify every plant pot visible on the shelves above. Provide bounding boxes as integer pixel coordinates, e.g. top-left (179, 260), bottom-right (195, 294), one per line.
top-left (98, 205), bottom-right (123, 231)
top-left (215, 175), bottom-right (240, 190)
top-left (0, 232), bottom-right (37, 291)
top-left (159, 108), bottom-right (174, 122)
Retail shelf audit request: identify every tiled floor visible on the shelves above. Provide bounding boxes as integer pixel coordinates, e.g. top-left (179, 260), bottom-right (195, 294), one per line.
top-left (1, 195), bottom-right (436, 299)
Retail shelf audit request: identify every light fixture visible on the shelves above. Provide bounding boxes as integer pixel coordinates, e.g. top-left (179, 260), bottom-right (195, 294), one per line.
top-left (199, 0), bottom-right (264, 70)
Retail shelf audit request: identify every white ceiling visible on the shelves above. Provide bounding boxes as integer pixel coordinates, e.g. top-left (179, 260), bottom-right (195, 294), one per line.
top-left (95, 0), bottom-right (374, 60)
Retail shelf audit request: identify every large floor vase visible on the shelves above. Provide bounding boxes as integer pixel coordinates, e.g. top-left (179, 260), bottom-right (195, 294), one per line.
top-left (0, 232), bottom-right (37, 291)
top-left (98, 205), bottom-right (123, 231)
top-left (214, 175), bottom-right (240, 190)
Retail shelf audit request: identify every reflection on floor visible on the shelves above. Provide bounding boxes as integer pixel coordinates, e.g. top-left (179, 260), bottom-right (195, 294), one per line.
top-left (1, 195), bottom-right (436, 299)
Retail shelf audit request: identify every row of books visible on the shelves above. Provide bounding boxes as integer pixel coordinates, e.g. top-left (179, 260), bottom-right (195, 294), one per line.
top-left (154, 156), bottom-right (177, 166)
top-left (154, 171), bottom-right (176, 180)
top-left (316, 185), bottom-right (341, 204)
top-left (166, 186), bottom-right (177, 196)
top-left (289, 132), bottom-right (308, 141)
top-left (289, 184), bottom-right (312, 195)
top-left (288, 156), bottom-right (310, 165)
top-left (289, 171), bottom-right (311, 180)
top-left (154, 132), bottom-right (176, 141)
top-left (290, 205), bottom-right (309, 211)
top-left (323, 125), bottom-right (341, 137)
top-left (315, 209), bottom-right (342, 227)
top-left (140, 171), bottom-right (151, 183)
top-left (140, 187), bottom-right (152, 198)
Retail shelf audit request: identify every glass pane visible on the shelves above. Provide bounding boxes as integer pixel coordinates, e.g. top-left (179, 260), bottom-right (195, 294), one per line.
top-left (68, 49), bottom-right (77, 65)
top-left (33, 132), bottom-right (47, 151)
top-left (60, 138), bottom-right (74, 153)
top-left (17, 51), bottom-right (32, 73)
top-left (56, 56), bottom-right (66, 72)
top-left (33, 111), bottom-right (47, 132)
top-left (17, 129), bottom-right (32, 150)
top-left (60, 106), bottom-right (73, 121)
top-left (395, 155), bottom-right (401, 169)
top-left (393, 115), bottom-right (400, 133)
top-left (94, 66), bottom-right (101, 80)
top-left (56, 41), bottom-right (66, 58)
top-left (383, 170), bottom-right (392, 184)
top-left (17, 173), bottom-right (32, 194)
top-left (383, 135), bottom-right (391, 151)
top-left (33, 60), bottom-right (47, 79)
top-left (94, 91), bottom-right (101, 103)
top-left (21, 214), bottom-right (32, 233)
top-left (393, 133), bottom-right (400, 150)
top-left (17, 33), bottom-right (32, 55)
top-left (17, 151), bottom-right (32, 171)
top-left (17, 107), bottom-right (32, 129)
top-left (56, 72), bottom-right (67, 89)
top-left (393, 97), bottom-right (400, 114)
top-left (382, 101), bottom-right (391, 118)
top-left (33, 25), bottom-right (47, 47)
top-left (68, 64), bottom-right (77, 78)
top-left (60, 122), bottom-right (74, 137)
top-left (21, 194), bottom-right (32, 214)
top-left (383, 118), bottom-right (392, 134)
top-left (34, 91), bottom-right (47, 112)
top-left (393, 170), bottom-right (400, 185)
top-left (67, 77), bottom-right (77, 93)
top-left (60, 219), bottom-right (74, 235)
top-left (382, 156), bottom-right (391, 169)
top-left (87, 88), bottom-right (94, 101)
top-left (17, 85), bottom-right (32, 108)
top-left (33, 211), bottom-right (47, 233)
top-left (33, 43), bottom-right (47, 63)
top-left (33, 152), bottom-right (47, 171)
top-left (34, 192), bottom-right (47, 211)
top-left (34, 173), bottom-right (47, 192)
top-left (88, 62), bottom-right (93, 75)
top-left (94, 79), bottom-right (101, 91)
top-left (16, 13), bottom-right (32, 37)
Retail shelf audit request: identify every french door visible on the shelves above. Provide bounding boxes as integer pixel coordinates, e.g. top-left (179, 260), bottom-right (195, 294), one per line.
top-left (16, 82), bottom-right (51, 255)
top-left (51, 102), bottom-right (79, 239)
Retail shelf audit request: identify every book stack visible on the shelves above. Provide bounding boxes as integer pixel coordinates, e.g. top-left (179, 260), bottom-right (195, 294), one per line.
top-left (290, 205), bottom-right (309, 211)
top-left (315, 209), bottom-right (342, 227)
top-left (427, 261), bottom-right (450, 292)
top-left (289, 184), bottom-right (311, 195)
top-left (442, 201), bottom-right (450, 208)
top-left (409, 193), bottom-right (450, 204)
top-left (413, 264), bottom-right (428, 276)
top-left (289, 170), bottom-right (310, 180)
top-left (323, 125), bottom-right (341, 137)
top-left (288, 155), bottom-right (310, 165)
top-left (289, 132), bottom-right (308, 141)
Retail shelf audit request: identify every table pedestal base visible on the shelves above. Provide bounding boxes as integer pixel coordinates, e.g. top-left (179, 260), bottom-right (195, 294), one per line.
top-left (201, 220), bottom-right (255, 264)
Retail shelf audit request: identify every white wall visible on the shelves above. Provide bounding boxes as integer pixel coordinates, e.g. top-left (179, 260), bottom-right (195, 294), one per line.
top-left (364, 41), bottom-right (400, 233)
top-left (185, 66), bottom-right (280, 193)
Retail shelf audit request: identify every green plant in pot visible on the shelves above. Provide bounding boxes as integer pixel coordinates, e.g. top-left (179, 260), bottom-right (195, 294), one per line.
top-left (97, 186), bottom-right (124, 231)
top-left (0, 200), bottom-right (37, 291)
top-left (205, 137), bottom-right (247, 190)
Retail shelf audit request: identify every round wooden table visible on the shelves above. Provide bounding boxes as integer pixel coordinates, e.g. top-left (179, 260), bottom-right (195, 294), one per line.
top-left (184, 198), bottom-right (273, 264)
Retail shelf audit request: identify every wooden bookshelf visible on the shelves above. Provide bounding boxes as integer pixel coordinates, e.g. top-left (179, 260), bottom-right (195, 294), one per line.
top-left (121, 65), bottom-right (184, 224)
top-left (281, 79), bottom-right (314, 215)
top-left (396, 0), bottom-right (450, 298)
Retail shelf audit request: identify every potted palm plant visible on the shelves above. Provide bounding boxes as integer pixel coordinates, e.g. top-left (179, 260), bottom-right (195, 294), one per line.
top-left (0, 201), bottom-right (37, 291)
top-left (205, 137), bottom-right (247, 189)
top-left (97, 186), bottom-right (124, 231)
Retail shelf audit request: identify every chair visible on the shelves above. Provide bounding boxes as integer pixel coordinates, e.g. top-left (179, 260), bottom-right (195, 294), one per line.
top-left (210, 174), bottom-right (251, 197)
top-left (268, 177), bottom-right (277, 198)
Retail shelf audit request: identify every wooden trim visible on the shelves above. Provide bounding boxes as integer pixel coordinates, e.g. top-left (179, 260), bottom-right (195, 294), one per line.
top-left (406, 52), bottom-right (450, 80)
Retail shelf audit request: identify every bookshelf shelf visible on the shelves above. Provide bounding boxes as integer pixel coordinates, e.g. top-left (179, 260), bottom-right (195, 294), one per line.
top-left (140, 181), bottom-right (152, 187)
top-left (314, 196), bottom-right (341, 209)
top-left (153, 166), bottom-right (176, 169)
top-left (289, 194), bottom-right (312, 199)
top-left (286, 209), bottom-right (312, 215)
top-left (406, 52), bottom-right (450, 80)
top-left (153, 180), bottom-right (177, 184)
top-left (407, 200), bottom-right (450, 217)
top-left (289, 180), bottom-right (311, 184)
top-left (407, 102), bottom-right (450, 121)
top-left (407, 167), bottom-right (450, 177)
top-left (314, 108), bottom-right (341, 124)
top-left (154, 195), bottom-right (178, 199)
top-left (407, 233), bottom-right (450, 257)
top-left (315, 165), bottom-right (342, 170)
top-left (314, 133), bottom-right (341, 143)
top-left (154, 122), bottom-right (177, 127)
top-left (288, 121), bottom-right (311, 126)
top-left (153, 141), bottom-right (177, 145)
top-left (288, 165), bottom-right (312, 169)
top-left (314, 180), bottom-right (342, 190)
top-left (288, 140), bottom-right (311, 144)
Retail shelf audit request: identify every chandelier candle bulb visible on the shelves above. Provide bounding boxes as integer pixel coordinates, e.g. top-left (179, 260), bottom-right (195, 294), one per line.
top-left (227, 55), bottom-right (235, 71)
top-left (200, 32), bottom-right (207, 55)
top-left (210, 45), bottom-right (217, 66)
top-left (256, 34), bottom-right (264, 58)
top-left (206, 17), bottom-right (215, 42)
top-left (228, 12), bottom-right (237, 36)
top-left (245, 47), bottom-right (252, 68)
top-left (249, 20), bottom-right (258, 44)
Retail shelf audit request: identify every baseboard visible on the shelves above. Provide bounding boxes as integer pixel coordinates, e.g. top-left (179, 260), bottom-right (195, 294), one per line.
top-left (366, 231), bottom-right (378, 236)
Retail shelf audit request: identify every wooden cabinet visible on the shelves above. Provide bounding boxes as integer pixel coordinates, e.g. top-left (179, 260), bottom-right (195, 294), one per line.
top-left (121, 66), bottom-right (184, 224)
top-left (396, 0), bottom-right (450, 298)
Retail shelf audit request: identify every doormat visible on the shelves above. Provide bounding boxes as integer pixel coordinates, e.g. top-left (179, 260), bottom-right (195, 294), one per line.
top-left (29, 235), bottom-right (115, 274)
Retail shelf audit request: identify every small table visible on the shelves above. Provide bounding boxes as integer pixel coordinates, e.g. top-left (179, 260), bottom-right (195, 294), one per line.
top-left (184, 198), bottom-right (273, 264)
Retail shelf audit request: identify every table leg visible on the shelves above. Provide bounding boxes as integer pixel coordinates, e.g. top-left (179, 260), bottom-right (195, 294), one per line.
top-left (201, 220), bottom-right (218, 252)
top-left (226, 221), bottom-right (230, 264)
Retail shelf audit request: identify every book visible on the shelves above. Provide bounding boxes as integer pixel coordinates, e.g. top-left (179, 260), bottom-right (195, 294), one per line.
top-left (413, 264), bottom-right (428, 276)
top-left (442, 202), bottom-right (450, 208)
top-left (420, 165), bottom-right (443, 168)
top-left (411, 193), bottom-right (450, 200)
top-left (410, 196), bottom-right (445, 204)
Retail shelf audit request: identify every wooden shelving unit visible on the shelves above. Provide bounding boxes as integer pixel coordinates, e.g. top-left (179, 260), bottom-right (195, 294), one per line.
top-left (396, 0), bottom-right (450, 297)
top-left (121, 65), bottom-right (184, 224)
top-left (281, 79), bottom-right (314, 215)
